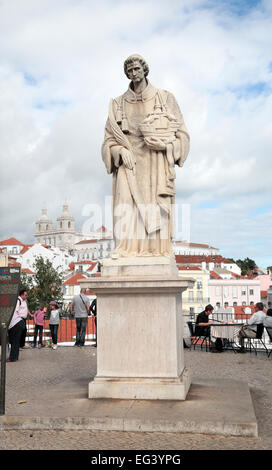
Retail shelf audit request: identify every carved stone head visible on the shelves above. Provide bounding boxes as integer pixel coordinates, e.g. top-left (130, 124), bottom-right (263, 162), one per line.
top-left (124, 54), bottom-right (149, 79)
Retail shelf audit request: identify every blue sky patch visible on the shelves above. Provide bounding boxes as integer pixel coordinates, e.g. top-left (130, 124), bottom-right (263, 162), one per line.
top-left (34, 99), bottom-right (70, 110)
top-left (208, 0), bottom-right (262, 17)
top-left (229, 82), bottom-right (270, 99)
top-left (24, 72), bottom-right (38, 86)
top-left (196, 201), bottom-right (220, 210)
top-left (252, 205), bottom-right (272, 216)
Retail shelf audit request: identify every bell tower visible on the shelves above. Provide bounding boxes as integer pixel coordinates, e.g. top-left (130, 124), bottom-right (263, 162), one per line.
top-left (35, 208), bottom-right (54, 245)
top-left (56, 204), bottom-right (75, 250)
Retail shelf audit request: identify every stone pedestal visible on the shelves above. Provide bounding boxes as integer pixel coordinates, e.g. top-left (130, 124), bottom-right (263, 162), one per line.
top-left (80, 256), bottom-right (194, 401)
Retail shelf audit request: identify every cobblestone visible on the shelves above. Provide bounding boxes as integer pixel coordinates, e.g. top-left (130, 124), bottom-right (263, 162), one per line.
top-left (0, 346), bottom-right (271, 450)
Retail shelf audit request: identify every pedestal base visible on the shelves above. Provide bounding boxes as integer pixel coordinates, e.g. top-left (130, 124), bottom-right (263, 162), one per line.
top-left (89, 368), bottom-right (191, 400)
top-left (81, 256), bottom-right (194, 401)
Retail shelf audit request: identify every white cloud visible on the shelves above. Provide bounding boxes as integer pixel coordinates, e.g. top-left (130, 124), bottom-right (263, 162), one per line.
top-left (0, 0), bottom-right (271, 266)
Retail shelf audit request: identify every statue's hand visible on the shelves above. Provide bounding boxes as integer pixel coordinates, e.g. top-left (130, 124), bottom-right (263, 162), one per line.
top-left (121, 148), bottom-right (135, 170)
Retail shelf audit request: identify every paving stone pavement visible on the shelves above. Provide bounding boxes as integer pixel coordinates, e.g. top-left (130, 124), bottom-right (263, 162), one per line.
top-left (0, 345), bottom-right (271, 450)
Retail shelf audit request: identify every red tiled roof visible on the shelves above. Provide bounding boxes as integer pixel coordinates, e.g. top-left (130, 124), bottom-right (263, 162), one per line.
top-left (175, 255), bottom-right (234, 265)
top-left (73, 261), bottom-right (97, 265)
top-left (20, 245), bottom-right (32, 254)
top-left (178, 265), bottom-right (201, 271)
top-left (0, 237), bottom-right (24, 246)
top-left (233, 305), bottom-right (255, 319)
top-left (75, 239), bottom-right (98, 245)
top-left (8, 260), bottom-right (21, 267)
top-left (22, 268), bottom-right (35, 275)
top-left (210, 270), bottom-right (222, 279)
top-left (63, 273), bottom-right (86, 286)
top-left (87, 262), bottom-right (98, 271)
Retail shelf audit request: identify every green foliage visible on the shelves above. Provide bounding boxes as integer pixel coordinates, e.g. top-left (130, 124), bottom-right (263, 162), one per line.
top-left (235, 257), bottom-right (257, 276)
top-left (20, 256), bottom-right (63, 314)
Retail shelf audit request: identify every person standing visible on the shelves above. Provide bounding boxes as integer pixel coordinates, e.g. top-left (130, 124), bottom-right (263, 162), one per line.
top-left (49, 301), bottom-right (60, 350)
top-left (19, 290), bottom-right (31, 349)
top-left (7, 289), bottom-right (29, 362)
top-left (70, 288), bottom-right (90, 347)
top-left (32, 306), bottom-right (47, 348)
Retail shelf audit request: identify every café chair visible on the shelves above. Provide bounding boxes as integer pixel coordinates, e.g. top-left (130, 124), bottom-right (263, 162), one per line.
top-left (187, 321), bottom-right (210, 352)
top-left (247, 324), bottom-right (267, 356)
top-left (265, 327), bottom-right (272, 358)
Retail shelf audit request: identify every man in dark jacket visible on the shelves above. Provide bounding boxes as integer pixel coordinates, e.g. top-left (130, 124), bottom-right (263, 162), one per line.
top-left (195, 304), bottom-right (223, 353)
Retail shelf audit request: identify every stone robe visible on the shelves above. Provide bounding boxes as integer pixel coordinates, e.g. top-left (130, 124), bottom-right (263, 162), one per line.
top-left (102, 81), bottom-right (190, 257)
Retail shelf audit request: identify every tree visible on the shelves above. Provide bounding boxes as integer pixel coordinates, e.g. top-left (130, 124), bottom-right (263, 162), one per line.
top-left (20, 256), bottom-right (64, 313)
top-left (235, 257), bottom-right (257, 276)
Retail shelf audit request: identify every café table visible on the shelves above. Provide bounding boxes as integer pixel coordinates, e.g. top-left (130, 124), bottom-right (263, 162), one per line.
top-left (210, 322), bottom-right (244, 352)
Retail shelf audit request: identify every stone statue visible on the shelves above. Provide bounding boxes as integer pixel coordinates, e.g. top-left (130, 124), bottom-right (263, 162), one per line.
top-left (102, 54), bottom-right (190, 258)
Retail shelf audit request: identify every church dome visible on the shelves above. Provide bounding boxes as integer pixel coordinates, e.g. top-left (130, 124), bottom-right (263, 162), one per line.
top-left (37, 208), bottom-right (52, 222)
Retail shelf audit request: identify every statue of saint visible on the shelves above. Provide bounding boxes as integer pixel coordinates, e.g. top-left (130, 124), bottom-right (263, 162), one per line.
top-left (102, 54), bottom-right (190, 258)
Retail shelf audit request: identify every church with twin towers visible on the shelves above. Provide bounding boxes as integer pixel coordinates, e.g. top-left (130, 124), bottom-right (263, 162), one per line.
top-left (34, 204), bottom-right (114, 254)
top-left (34, 204), bottom-right (76, 251)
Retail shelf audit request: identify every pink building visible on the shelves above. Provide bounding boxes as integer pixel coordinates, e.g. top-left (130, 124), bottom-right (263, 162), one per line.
top-left (209, 278), bottom-right (261, 309)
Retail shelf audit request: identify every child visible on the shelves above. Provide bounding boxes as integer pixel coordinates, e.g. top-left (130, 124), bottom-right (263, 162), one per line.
top-left (32, 306), bottom-right (47, 348)
top-left (49, 301), bottom-right (60, 350)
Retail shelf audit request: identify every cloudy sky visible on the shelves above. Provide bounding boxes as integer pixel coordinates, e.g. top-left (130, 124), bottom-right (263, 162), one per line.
top-left (0, 0), bottom-right (271, 267)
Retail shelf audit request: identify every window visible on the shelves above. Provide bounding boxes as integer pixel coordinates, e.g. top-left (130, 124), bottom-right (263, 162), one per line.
top-left (242, 301), bottom-right (246, 306)
top-left (189, 307), bottom-right (194, 315)
top-left (233, 287), bottom-right (238, 298)
top-left (224, 287), bottom-right (229, 297)
top-left (68, 221), bottom-right (71, 228)
top-left (224, 302), bottom-right (229, 308)
top-left (250, 301), bottom-right (254, 305)
top-left (215, 286), bottom-right (221, 296)
top-left (188, 291), bottom-right (194, 301)
top-left (197, 291), bottom-right (203, 301)
top-left (216, 302), bottom-right (220, 308)
top-left (233, 302), bottom-right (237, 306)
top-left (60, 222), bottom-right (62, 228)
top-left (249, 289), bottom-right (254, 296)
top-left (197, 279), bottom-right (202, 289)
top-left (241, 287), bottom-right (246, 296)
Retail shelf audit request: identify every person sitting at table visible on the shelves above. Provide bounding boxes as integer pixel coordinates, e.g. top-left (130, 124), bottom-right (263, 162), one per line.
top-left (238, 302), bottom-right (266, 352)
top-left (264, 308), bottom-right (272, 328)
top-left (195, 304), bottom-right (223, 353)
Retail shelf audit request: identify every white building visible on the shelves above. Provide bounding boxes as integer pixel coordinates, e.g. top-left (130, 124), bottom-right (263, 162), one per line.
top-left (0, 237), bottom-right (25, 259)
top-left (74, 238), bottom-right (114, 262)
top-left (173, 241), bottom-right (219, 256)
top-left (18, 244), bottom-right (75, 273)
